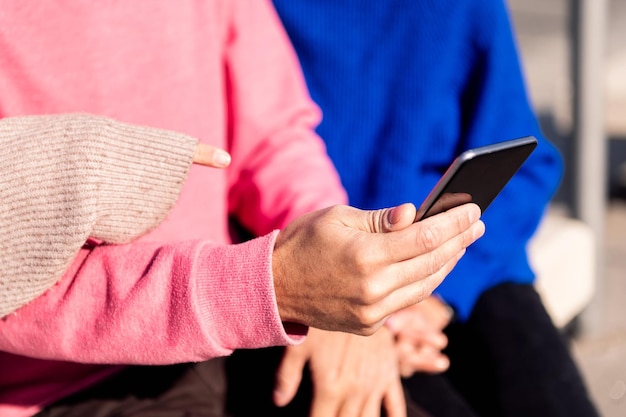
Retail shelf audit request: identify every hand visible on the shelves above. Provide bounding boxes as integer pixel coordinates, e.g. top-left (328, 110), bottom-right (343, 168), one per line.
top-left (386, 297), bottom-right (453, 377)
top-left (273, 327), bottom-right (406, 417)
top-left (192, 143), bottom-right (231, 167)
top-left (272, 202), bottom-right (484, 335)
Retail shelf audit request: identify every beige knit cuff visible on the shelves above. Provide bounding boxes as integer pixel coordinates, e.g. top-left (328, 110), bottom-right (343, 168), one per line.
top-left (0, 113), bottom-right (197, 317)
top-left (85, 115), bottom-right (197, 243)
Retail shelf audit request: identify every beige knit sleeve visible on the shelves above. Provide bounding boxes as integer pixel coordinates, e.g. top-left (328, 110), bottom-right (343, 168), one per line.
top-left (0, 113), bottom-right (198, 317)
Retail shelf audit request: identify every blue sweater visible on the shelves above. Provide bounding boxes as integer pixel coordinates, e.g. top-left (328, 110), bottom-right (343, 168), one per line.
top-left (273, 0), bottom-right (563, 320)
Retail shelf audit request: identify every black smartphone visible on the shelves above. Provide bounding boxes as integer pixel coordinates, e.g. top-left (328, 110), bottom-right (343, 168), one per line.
top-left (415, 136), bottom-right (538, 221)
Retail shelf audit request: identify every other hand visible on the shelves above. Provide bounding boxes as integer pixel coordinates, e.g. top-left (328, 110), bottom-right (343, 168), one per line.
top-left (386, 297), bottom-right (453, 377)
top-left (273, 327), bottom-right (406, 417)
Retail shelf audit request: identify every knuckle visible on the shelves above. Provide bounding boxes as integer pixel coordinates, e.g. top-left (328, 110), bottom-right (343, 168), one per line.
top-left (349, 245), bottom-right (375, 276)
top-left (317, 382), bottom-right (342, 400)
top-left (326, 204), bottom-right (345, 217)
top-left (457, 228), bottom-right (470, 247)
top-left (418, 222), bottom-right (440, 250)
top-left (456, 207), bottom-right (474, 232)
top-left (410, 282), bottom-right (430, 304)
top-left (352, 253), bottom-right (370, 275)
top-left (317, 205), bottom-right (343, 225)
top-left (356, 286), bottom-right (375, 307)
top-left (425, 250), bottom-right (446, 276)
top-left (357, 326), bottom-right (378, 337)
top-left (365, 210), bottom-right (379, 233)
top-left (355, 304), bottom-right (384, 334)
top-left (354, 274), bottom-right (387, 306)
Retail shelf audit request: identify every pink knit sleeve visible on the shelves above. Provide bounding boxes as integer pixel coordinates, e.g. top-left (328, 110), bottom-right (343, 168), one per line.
top-left (225, 0), bottom-right (348, 234)
top-left (0, 231), bottom-right (305, 364)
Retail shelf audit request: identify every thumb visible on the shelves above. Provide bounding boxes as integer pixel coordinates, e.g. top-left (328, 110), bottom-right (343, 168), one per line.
top-left (273, 347), bottom-right (307, 407)
top-left (370, 203), bottom-right (417, 233)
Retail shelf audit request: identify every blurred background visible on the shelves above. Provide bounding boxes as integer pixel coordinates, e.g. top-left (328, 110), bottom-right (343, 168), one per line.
top-left (508, 0), bottom-right (626, 415)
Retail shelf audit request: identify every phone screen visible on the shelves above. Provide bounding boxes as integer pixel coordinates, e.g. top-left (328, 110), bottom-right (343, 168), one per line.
top-left (415, 137), bottom-right (538, 221)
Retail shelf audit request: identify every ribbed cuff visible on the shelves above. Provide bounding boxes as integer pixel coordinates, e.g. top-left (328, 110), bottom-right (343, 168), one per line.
top-left (79, 115), bottom-right (198, 243)
top-left (193, 231), bottom-right (308, 352)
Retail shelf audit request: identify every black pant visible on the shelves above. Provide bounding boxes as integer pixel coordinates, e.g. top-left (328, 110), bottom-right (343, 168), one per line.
top-left (35, 358), bottom-right (230, 417)
top-left (403, 283), bottom-right (600, 417)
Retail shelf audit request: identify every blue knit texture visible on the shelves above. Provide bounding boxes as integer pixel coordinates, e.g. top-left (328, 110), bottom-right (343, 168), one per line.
top-left (273, 0), bottom-right (563, 320)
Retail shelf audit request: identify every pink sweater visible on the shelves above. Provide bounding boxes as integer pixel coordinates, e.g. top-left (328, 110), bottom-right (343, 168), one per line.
top-left (0, 2), bottom-right (346, 416)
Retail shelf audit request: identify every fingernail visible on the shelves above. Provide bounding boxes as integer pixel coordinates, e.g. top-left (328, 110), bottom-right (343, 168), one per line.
top-left (383, 315), bottom-right (396, 332)
top-left (273, 390), bottom-right (287, 407)
top-left (469, 205), bottom-right (481, 223)
top-left (473, 221), bottom-right (485, 239)
top-left (387, 207), bottom-right (402, 226)
top-left (214, 150), bottom-right (231, 167)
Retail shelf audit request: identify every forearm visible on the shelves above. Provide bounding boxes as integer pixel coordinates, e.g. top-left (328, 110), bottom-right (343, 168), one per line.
top-left (0, 232), bottom-right (304, 364)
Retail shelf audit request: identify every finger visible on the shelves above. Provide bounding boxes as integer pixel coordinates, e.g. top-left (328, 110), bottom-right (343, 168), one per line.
top-left (396, 341), bottom-right (448, 376)
top-left (380, 246), bottom-right (469, 317)
top-left (407, 203), bottom-right (482, 255)
top-left (423, 331), bottom-right (448, 350)
top-left (381, 378), bottom-right (407, 417)
top-left (310, 393), bottom-right (342, 417)
top-left (360, 394), bottom-right (383, 417)
top-left (372, 219), bottom-right (483, 305)
top-left (402, 219), bottom-right (483, 283)
top-left (363, 204), bottom-right (483, 265)
top-left (192, 143), bottom-right (231, 168)
top-left (383, 308), bottom-right (430, 335)
top-left (395, 328), bottom-right (447, 352)
top-left (379, 203), bottom-right (417, 233)
top-left (403, 327), bottom-right (448, 350)
top-left (337, 396), bottom-right (368, 417)
top-left (405, 350), bottom-right (450, 375)
top-left (399, 362), bottom-right (416, 378)
top-left (421, 296), bottom-right (454, 329)
top-left (273, 348), bottom-right (306, 407)
top-left (395, 341), bottom-right (424, 377)
top-left (343, 203), bottom-right (416, 235)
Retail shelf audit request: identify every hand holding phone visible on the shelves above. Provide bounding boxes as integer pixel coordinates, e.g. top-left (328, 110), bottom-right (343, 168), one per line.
top-left (415, 136), bottom-right (538, 221)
